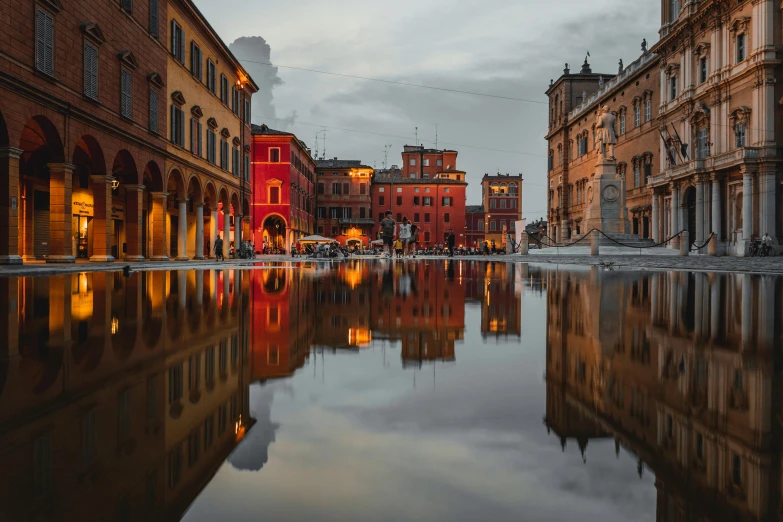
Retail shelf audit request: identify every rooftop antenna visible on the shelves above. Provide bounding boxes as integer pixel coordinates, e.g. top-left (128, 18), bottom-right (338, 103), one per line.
top-left (415, 127), bottom-right (418, 147)
top-left (313, 131), bottom-right (320, 159)
top-left (383, 144), bottom-right (392, 169)
top-left (435, 124), bottom-right (439, 150)
top-left (321, 126), bottom-right (327, 160)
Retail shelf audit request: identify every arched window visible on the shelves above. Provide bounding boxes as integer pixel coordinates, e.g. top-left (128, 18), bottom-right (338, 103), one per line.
top-left (509, 183), bottom-right (517, 196)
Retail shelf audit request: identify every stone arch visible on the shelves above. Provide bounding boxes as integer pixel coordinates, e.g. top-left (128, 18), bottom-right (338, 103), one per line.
top-left (187, 175), bottom-right (203, 205)
top-left (71, 135), bottom-right (107, 190)
top-left (143, 161), bottom-right (164, 192)
top-left (0, 108), bottom-right (8, 148)
top-left (230, 191), bottom-right (240, 216)
top-left (166, 167), bottom-right (186, 198)
top-left (112, 149), bottom-right (138, 185)
top-left (19, 115), bottom-right (65, 168)
top-left (204, 181), bottom-right (217, 210)
top-left (218, 186), bottom-right (230, 211)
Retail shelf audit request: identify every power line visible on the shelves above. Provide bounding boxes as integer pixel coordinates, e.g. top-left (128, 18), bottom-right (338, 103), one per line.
top-left (236, 57), bottom-right (549, 105)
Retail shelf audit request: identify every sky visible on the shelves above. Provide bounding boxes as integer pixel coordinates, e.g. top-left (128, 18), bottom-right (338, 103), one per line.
top-left (194, 0), bottom-right (660, 221)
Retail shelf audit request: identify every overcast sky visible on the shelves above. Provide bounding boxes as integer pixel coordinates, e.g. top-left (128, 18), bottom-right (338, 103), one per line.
top-left (194, 0), bottom-right (660, 220)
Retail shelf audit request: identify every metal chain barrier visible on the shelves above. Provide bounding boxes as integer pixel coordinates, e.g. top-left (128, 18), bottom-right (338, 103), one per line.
top-left (530, 228), bottom-right (688, 253)
top-left (689, 232), bottom-right (715, 253)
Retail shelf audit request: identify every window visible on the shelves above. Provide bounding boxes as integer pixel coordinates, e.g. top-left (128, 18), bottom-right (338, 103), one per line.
top-left (634, 105), bottom-right (641, 127)
top-left (191, 42), bottom-right (202, 81)
top-left (206, 59), bottom-right (216, 93)
top-left (634, 165), bottom-right (641, 188)
top-left (149, 0), bottom-right (159, 38)
top-left (219, 341), bottom-right (228, 375)
top-left (121, 0), bottom-right (132, 13)
top-left (317, 207), bottom-right (326, 218)
top-left (190, 118), bottom-right (202, 156)
top-left (413, 196), bottom-right (420, 206)
top-left (644, 162), bottom-right (651, 184)
top-left (149, 90), bottom-right (159, 133)
top-left (409, 173), bottom-right (417, 179)
top-left (396, 196), bottom-right (402, 206)
top-left (232, 146), bottom-right (239, 176)
top-left (168, 445), bottom-right (182, 488)
top-left (423, 197), bottom-right (432, 206)
top-left (500, 199), bottom-right (507, 209)
top-left (736, 33), bottom-right (745, 63)
top-left (36, 9), bottom-right (54, 76)
top-left (620, 113), bottom-right (626, 134)
top-left (558, 148), bottom-right (563, 164)
top-left (343, 182), bottom-right (349, 194)
top-left (436, 159), bottom-right (443, 166)
top-left (670, 0), bottom-right (680, 22)
top-left (378, 196), bottom-right (384, 206)
top-left (270, 148), bottom-right (280, 162)
top-left (423, 159), bottom-right (430, 166)
top-left (377, 213), bottom-right (384, 222)
top-left (204, 417), bottom-right (214, 450)
top-left (396, 187), bottom-right (402, 193)
top-left (696, 128), bottom-right (709, 159)
top-left (205, 347), bottom-right (215, 383)
top-left (670, 76), bottom-right (677, 101)
top-left (220, 74), bottom-right (229, 104)
top-left (317, 183), bottom-right (324, 195)
top-left (169, 363), bottom-right (183, 403)
top-left (735, 124), bottom-right (746, 148)
top-left (378, 187), bottom-right (385, 193)
top-left (206, 129), bottom-right (216, 164)
top-left (121, 70), bottom-right (133, 119)
top-left (413, 212), bottom-right (420, 222)
top-left (645, 99), bottom-right (651, 122)
top-left (331, 226), bottom-right (338, 235)
top-left (444, 213), bottom-right (450, 223)
top-left (244, 155), bottom-right (250, 181)
top-left (170, 105), bottom-right (184, 146)
top-left (490, 221), bottom-right (496, 231)
top-left (220, 139), bottom-right (228, 170)
top-left (442, 197), bottom-right (453, 206)
top-left (170, 20), bottom-right (184, 63)
top-left (477, 221), bottom-right (484, 231)
top-left (409, 158), bottom-right (416, 166)
top-left (244, 98), bottom-right (251, 123)
top-left (232, 86), bottom-right (240, 115)
top-left (269, 186), bottom-right (280, 204)
top-left (360, 183), bottom-right (367, 195)
top-left (699, 57), bottom-right (707, 83)
top-left (490, 199), bottom-right (496, 209)
top-left (84, 43), bottom-right (98, 100)
top-left (424, 213), bottom-right (431, 223)
top-left (332, 183), bottom-right (341, 195)
top-left (329, 207), bottom-right (339, 219)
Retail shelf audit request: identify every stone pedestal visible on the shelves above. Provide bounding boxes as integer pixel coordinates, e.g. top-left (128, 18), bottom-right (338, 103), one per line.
top-left (583, 159), bottom-right (630, 235)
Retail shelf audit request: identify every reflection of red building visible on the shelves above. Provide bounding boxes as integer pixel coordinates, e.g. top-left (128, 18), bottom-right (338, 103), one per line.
top-left (465, 205), bottom-right (486, 248)
top-left (463, 262), bottom-right (522, 339)
top-left (312, 262), bottom-right (373, 349)
top-left (248, 268), bottom-right (312, 381)
top-left (370, 261), bottom-right (465, 368)
top-left (250, 124), bottom-right (316, 249)
top-left (315, 159), bottom-right (374, 247)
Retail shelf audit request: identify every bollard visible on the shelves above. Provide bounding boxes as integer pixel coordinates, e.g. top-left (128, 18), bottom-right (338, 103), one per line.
top-left (707, 234), bottom-right (718, 257)
top-left (591, 230), bottom-right (600, 256)
top-left (519, 233), bottom-right (529, 255)
top-left (506, 235), bottom-right (514, 254)
top-left (680, 231), bottom-right (689, 256)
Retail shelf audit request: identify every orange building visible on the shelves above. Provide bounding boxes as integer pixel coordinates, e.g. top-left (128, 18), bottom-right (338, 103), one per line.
top-left (315, 159), bottom-right (374, 247)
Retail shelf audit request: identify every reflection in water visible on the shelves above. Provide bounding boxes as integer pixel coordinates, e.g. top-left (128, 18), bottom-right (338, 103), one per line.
top-left (543, 266), bottom-right (783, 521)
top-left (3, 263), bottom-right (780, 521)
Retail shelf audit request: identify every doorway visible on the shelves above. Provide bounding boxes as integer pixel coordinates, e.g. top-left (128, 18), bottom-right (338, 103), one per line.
top-left (684, 187), bottom-right (696, 245)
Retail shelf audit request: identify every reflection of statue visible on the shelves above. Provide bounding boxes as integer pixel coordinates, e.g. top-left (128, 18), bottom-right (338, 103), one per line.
top-left (595, 105), bottom-right (617, 160)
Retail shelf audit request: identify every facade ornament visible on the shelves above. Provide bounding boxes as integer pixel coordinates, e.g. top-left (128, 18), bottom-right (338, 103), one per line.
top-left (598, 76), bottom-right (604, 88)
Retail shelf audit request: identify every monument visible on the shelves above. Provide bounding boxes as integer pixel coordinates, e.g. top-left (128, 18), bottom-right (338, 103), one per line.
top-left (583, 106), bottom-right (630, 235)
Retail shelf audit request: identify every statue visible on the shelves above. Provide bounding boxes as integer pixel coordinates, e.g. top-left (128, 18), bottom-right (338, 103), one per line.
top-left (598, 76), bottom-right (604, 88)
top-left (618, 59), bottom-right (624, 73)
top-left (641, 39), bottom-right (648, 53)
top-left (595, 105), bottom-right (617, 161)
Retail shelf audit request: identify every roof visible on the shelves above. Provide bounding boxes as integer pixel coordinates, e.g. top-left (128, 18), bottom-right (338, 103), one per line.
top-left (402, 147), bottom-right (458, 154)
top-left (316, 159), bottom-right (373, 170)
top-left (372, 172), bottom-right (467, 186)
top-left (251, 124), bottom-right (292, 136)
top-left (482, 173), bottom-right (523, 181)
top-left (466, 205), bottom-right (485, 213)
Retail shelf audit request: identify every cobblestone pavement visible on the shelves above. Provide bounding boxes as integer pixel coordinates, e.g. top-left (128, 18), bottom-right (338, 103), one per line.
top-left (1, 252), bottom-right (781, 276)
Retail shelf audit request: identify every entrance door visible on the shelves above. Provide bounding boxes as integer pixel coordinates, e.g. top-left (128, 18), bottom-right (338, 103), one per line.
top-left (33, 190), bottom-right (50, 259)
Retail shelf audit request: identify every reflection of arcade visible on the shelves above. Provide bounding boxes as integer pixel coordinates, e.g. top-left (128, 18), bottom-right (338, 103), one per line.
top-left (313, 261), bottom-right (373, 350)
top-left (371, 261), bottom-right (465, 368)
top-left (464, 262), bottom-right (522, 339)
top-left (249, 265), bottom-right (314, 381)
top-left (0, 270), bottom-right (254, 521)
top-left (541, 266), bottom-right (783, 521)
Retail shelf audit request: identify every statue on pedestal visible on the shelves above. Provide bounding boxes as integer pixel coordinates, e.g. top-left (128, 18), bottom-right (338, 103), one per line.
top-left (595, 105), bottom-right (617, 161)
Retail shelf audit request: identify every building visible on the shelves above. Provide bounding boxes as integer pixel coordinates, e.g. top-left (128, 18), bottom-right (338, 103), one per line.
top-left (249, 124), bottom-right (316, 249)
top-left (465, 205), bottom-right (486, 247)
top-left (0, 0), bottom-right (172, 263)
top-left (481, 173), bottom-right (523, 247)
top-left (545, 53), bottom-right (659, 244)
top-left (372, 146), bottom-right (468, 247)
top-left (165, 1), bottom-right (257, 260)
top-left (315, 158), bottom-right (374, 247)
top-left (648, 0), bottom-right (783, 255)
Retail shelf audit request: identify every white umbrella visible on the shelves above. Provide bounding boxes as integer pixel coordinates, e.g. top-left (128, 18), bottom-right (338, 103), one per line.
top-left (299, 235), bottom-right (338, 244)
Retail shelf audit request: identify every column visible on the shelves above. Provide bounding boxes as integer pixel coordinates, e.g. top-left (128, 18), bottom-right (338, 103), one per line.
top-left (695, 175), bottom-right (705, 245)
top-left (236, 213), bottom-right (243, 248)
top-left (150, 192), bottom-right (169, 261)
top-left (742, 168), bottom-right (753, 241)
top-left (659, 194), bottom-right (666, 240)
top-left (670, 182), bottom-right (680, 248)
top-left (46, 163), bottom-right (76, 263)
top-left (194, 202), bottom-right (205, 260)
top-left (560, 219), bottom-right (569, 241)
top-left (711, 175), bottom-right (722, 241)
top-left (178, 270), bottom-right (187, 311)
top-left (90, 175), bottom-right (115, 263)
top-left (651, 190), bottom-right (660, 243)
top-left (125, 185), bottom-right (145, 261)
top-left (760, 165), bottom-right (776, 240)
top-left (210, 208), bottom-right (218, 259)
top-left (175, 199), bottom-right (189, 261)
top-left (223, 208), bottom-right (230, 258)
top-left (22, 177), bottom-right (34, 261)
top-left (0, 147), bottom-right (23, 264)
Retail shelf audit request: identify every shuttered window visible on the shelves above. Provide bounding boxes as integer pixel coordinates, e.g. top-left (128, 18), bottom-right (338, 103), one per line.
top-left (220, 74), bottom-right (228, 104)
top-left (84, 43), bottom-right (98, 100)
top-left (170, 20), bottom-right (184, 63)
top-left (232, 147), bottom-right (239, 175)
top-left (232, 87), bottom-right (239, 114)
top-left (121, 70), bottom-right (132, 118)
top-left (170, 105), bottom-right (184, 147)
top-left (191, 42), bottom-right (202, 81)
top-left (120, 0), bottom-right (132, 13)
top-left (36, 9), bottom-right (54, 76)
top-left (220, 140), bottom-right (228, 170)
top-left (149, 0), bottom-right (158, 37)
top-left (149, 89), bottom-right (159, 133)
top-left (206, 60), bottom-right (216, 93)
top-left (206, 130), bottom-right (216, 164)
top-left (244, 155), bottom-right (250, 181)
top-left (244, 99), bottom-right (251, 123)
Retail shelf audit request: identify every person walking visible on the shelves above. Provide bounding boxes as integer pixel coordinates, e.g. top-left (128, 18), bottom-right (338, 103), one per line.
top-left (409, 224), bottom-right (419, 258)
top-left (399, 217), bottom-right (412, 258)
top-left (291, 242), bottom-right (298, 258)
top-left (447, 229), bottom-right (456, 258)
top-left (380, 211), bottom-right (396, 258)
top-left (483, 240), bottom-right (490, 256)
top-left (214, 235), bottom-right (224, 261)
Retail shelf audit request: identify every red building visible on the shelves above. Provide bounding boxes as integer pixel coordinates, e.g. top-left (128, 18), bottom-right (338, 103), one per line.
top-left (315, 159), bottom-right (374, 247)
top-left (372, 146), bottom-right (468, 248)
top-left (465, 205), bottom-right (486, 248)
top-left (250, 124), bottom-right (316, 249)
top-left (481, 173), bottom-right (523, 248)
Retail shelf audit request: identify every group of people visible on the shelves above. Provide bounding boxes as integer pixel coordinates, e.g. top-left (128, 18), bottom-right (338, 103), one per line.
top-left (379, 211), bottom-right (457, 259)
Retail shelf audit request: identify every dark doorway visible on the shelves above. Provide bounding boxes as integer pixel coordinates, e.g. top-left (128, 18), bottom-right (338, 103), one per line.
top-left (684, 187), bottom-right (696, 245)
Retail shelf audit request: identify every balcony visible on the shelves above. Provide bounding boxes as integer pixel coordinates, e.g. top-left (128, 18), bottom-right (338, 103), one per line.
top-left (339, 218), bottom-right (375, 226)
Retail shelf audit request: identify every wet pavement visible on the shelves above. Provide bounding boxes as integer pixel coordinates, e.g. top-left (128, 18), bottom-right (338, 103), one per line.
top-left (0, 261), bottom-right (781, 521)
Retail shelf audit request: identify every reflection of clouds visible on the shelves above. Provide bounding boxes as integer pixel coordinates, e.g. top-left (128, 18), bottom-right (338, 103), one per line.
top-left (228, 382), bottom-right (291, 472)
